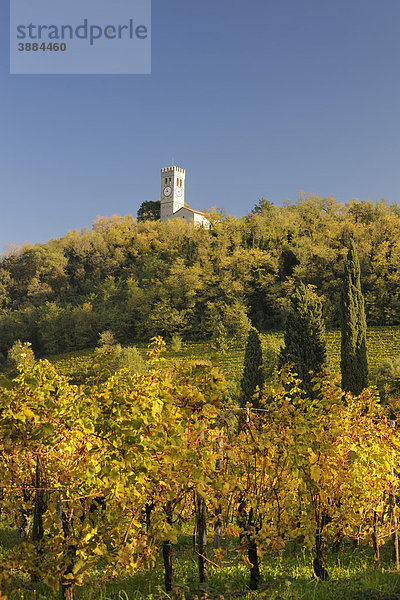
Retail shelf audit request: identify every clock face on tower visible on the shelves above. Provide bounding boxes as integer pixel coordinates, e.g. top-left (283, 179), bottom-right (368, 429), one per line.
top-left (175, 188), bottom-right (182, 198)
top-left (163, 186), bottom-right (171, 197)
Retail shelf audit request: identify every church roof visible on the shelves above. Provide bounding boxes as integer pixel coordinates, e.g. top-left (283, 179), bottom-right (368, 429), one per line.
top-left (174, 206), bottom-right (206, 217)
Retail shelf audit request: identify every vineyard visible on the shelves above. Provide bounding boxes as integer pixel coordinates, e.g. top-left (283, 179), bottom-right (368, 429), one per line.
top-left (0, 332), bottom-right (400, 600)
top-left (49, 326), bottom-right (400, 385)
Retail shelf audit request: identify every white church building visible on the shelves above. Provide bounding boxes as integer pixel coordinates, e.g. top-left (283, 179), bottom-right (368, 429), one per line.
top-left (160, 166), bottom-right (209, 227)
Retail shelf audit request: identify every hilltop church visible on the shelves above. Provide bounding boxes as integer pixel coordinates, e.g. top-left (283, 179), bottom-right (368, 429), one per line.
top-left (160, 165), bottom-right (209, 227)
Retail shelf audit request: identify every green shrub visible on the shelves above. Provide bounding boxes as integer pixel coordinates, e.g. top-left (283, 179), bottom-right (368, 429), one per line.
top-left (373, 356), bottom-right (400, 413)
top-left (115, 346), bottom-right (146, 375)
top-left (171, 334), bottom-right (182, 353)
top-left (98, 329), bottom-right (117, 348)
top-left (92, 344), bottom-right (147, 381)
top-left (6, 340), bottom-right (35, 377)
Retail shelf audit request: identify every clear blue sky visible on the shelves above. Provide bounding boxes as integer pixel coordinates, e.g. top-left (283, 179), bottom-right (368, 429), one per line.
top-left (1, 0), bottom-right (400, 250)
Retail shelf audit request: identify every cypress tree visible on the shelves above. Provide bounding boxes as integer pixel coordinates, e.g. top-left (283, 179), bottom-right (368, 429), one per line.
top-left (279, 283), bottom-right (327, 394)
top-left (340, 239), bottom-right (368, 395)
top-left (240, 327), bottom-right (264, 407)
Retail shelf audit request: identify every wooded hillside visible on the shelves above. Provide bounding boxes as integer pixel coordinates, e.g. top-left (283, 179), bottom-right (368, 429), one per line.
top-left (1, 195), bottom-right (399, 356)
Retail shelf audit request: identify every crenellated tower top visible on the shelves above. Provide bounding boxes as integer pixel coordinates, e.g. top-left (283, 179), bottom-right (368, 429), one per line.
top-left (160, 165), bottom-right (186, 221)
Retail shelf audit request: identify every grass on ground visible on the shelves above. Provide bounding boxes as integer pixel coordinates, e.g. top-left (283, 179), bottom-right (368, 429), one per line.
top-left (3, 529), bottom-right (400, 600)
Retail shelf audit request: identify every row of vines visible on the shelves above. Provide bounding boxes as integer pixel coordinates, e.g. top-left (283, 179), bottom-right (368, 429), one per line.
top-left (1, 339), bottom-right (400, 599)
top-left (48, 326), bottom-right (400, 385)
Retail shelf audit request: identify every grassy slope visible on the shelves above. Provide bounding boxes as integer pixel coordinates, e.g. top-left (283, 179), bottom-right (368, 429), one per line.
top-left (48, 326), bottom-right (400, 385)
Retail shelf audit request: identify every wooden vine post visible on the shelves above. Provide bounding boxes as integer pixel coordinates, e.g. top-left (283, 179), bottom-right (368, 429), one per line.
top-left (372, 511), bottom-right (380, 564)
top-left (196, 493), bottom-right (208, 584)
top-left (162, 501), bottom-right (173, 593)
top-left (244, 408), bottom-right (260, 591)
top-left (61, 506), bottom-right (77, 600)
top-left (390, 419), bottom-right (399, 570)
top-left (213, 432), bottom-right (224, 549)
top-left (32, 456), bottom-right (45, 544)
top-left (196, 429), bottom-right (208, 584)
top-left (31, 454), bottom-right (46, 583)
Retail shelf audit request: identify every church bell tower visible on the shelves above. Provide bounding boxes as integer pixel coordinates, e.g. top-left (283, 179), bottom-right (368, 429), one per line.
top-left (160, 166), bottom-right (186, 221)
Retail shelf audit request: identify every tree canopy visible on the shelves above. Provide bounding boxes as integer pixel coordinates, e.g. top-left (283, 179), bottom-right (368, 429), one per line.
top-left (0, 196), bottom-right (399, 355)
top-left (137, 200), bottom-right (161, 222)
